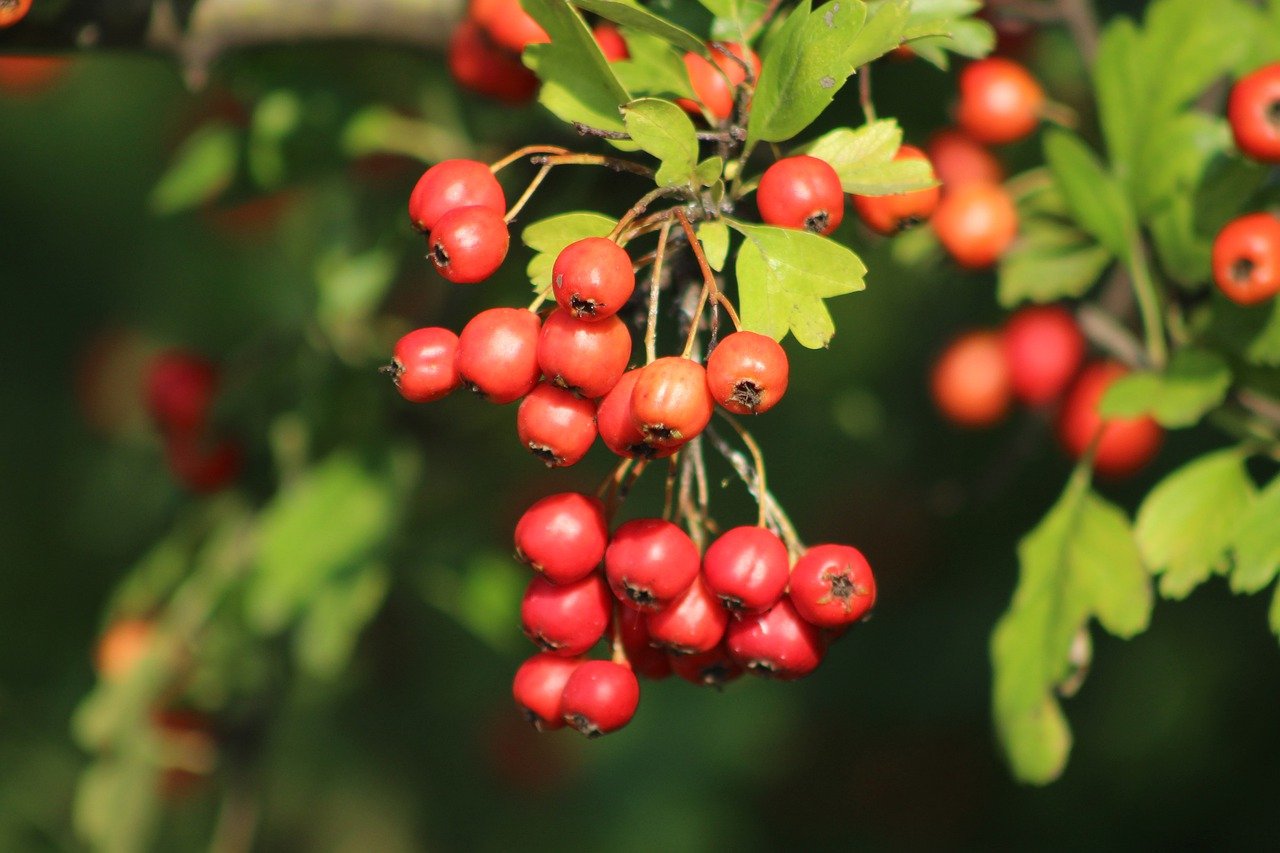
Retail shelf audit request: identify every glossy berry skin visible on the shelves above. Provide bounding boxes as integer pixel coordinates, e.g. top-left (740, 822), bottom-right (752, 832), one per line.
top-left (706, 331), bottom-right (789, 415)
top-left (389, 327), bottom-right (461, 403)
top-left (551, 237), bottom-right (635, 321)
top-left (520, 573), bottom-right (611, 656)
top-left (931, 181), bottom-right (1018, 270)
top-left (456, 308), bottom-right (542, 404)
top-left (646, 577), bottom-right (729, 656)
top-left (605, 518), bottom-right (700, 611)
top-left (956, 58), bottom-right (1044, 145)
top-left (593, 23), bottom-right (629, 62)
top-left (618, 607), bottom-right (672, 680)
top-left (428, 205), bottom-right (509, 284)
top-left (789, 544), bottom-right (876, 628)
top-left (1058, 361), bottom-right (1163, 478)
top-left (852, 145), bottom-right (941, 235)
top-left (146, 351), bottom-right (218, 435)
top-left (95, 618), bottom-right (155, 681)
top-left (448, 20), bottom-right (538, 105)
top-left (0, 0), bottom-right (32, 28)
top-left (512, 653), bottom-right (582, 730)
top-left (931, 331), bottom-right (1013, 428)
top-left (537, 309), bottom-right (632, 399)
top-left (756, 155), bottom-right (845, 235)
top-left (470, 0), bottom-right (549, 52)
top-left (166, 434), bottom-right (242, 493)
top-left (408, 158), bottom-right (505, 233)
top-left (596, 369), bottom-right (676, 459)
top-left (1228, 64), bottom-right (1280, 163)
top-left (560, 660), bottom-right (640, 737)
top-left (1002, 305), bottom-right (1085, 405)
top-left (671, 644), bottom-right (744, 688)
top-left (927, 128), bottom-right (1004, 191)
top-left (681, 43), bottom-right (760, 121)
top-left (1211, 213), bottom-right (1280, 306)
top-left (514, 492), bottom-right (609, 585)
top-left (517, 383), bottom-right (598, 468)
top-left (630, 357), bottom-right (715, 448)
top-left (701, 526), bottom-right (790, 614)
top-left (726, 597), bottom-right (825, 680)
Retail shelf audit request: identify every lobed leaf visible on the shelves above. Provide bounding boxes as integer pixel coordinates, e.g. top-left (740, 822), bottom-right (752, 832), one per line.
top-left (622, 98), bottom-right (699, 187)
top-left (997, 219), bottom-right (1113, 307)
top-left (1043, 129), bottom-right (1135, 259)
top-left (804, 121), bottom-right (937, 195)
top-left (1231, 476), bottom-right (1280, 594)
top-left (522, 212), bottom-right (617, 290)
top-left (1099, 348), bottom-right (1233, 428)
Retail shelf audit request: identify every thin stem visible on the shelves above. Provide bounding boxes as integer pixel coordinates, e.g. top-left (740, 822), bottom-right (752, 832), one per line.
top-left (503, 163), bottom-right (551, 223)
top-left (597, 457), bottom-right (635, 502)
top-left (858, 64), bottom-right (876, 124)
top-left (662, 452), bottom-right (681, 521)
top-left (531, 153), bottom-right (654, 179)
top-left (527, 286), bottom-right (552, 314)
top-left (677, 208), bottom-right (738, 356)
top-left (490, 145), bottom-right (570, 173)
top-left (646, 222), bottom-right (672, 364)
top-left (689, 435), bottom-right (711, 525)
top-left (1126, 238), bottom-right (1168, 370)
top-left (704, 425), bottom-right (804, 557)
top-left (1076, 302), bottom-right (1147, 369)
top-left (573, 121), bottom-right (741, 144)
top-left (714, 411), bottom-right (768, 527)
top-left (611, 186), bottom-right (684, 242)
top-left (610, 602), bottom-right (628, 665)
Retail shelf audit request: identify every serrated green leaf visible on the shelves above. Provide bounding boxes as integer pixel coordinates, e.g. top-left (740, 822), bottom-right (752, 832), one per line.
top-left (1043, 129), bottom-right (1135, 259)
top-left (622, 98), bottom-right (699, 187)
top-left (149, 123), bottom-right (239, 215)
top-left (574, 0), bottom-right (707, 54)
top-left (1099, 348), bottom-right (1232, 428)
top-left (847, 0), bottom-right (911, 68)
top-left (697, 220), bottom-right (731, 271)
top-left (804, 121), bottom-right (937, 195)
top-left (1231, 476), bottom-right (1280, 594)
top-left (611, 30), bottom-right (697, 100)
top-left (997, 220), bottom-right (1113, 306)
top-left (522, 212), bottom-right (617, 290)
top-left (896, 0), bottom-right (994, 70)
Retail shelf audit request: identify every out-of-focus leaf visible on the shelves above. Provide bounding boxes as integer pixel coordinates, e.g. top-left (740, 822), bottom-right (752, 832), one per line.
top-left (418, 552), bottom-right (527, 651)
top-left (1207, 298), bottom-right (1280, 367)
top-left (896, 0), bottom-right (994, 70)
top-left (74, 756), bottom-right (161, 853)
top-left (610, 30), bottom-right (696, 100)
top-left (522, 212), bottom-right (617, 290)
top-left (1099, 348), bottom-right (1232, 428)
top-left (315, 244), bottom-right (398, 332)
top-left (846, 0), bottom-right (912, 69)
top-left (1043, 129), bottom-right (1134, 258)
top-left (294, 562), bottom-right (391, 679)
top-left (149, 122), bottom-right (239, 215)
top-left (997, 219), bottom-right (1113, 306)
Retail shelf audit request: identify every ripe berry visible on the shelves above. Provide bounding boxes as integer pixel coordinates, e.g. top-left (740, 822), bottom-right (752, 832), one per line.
top-left (852, 145), bottom-right (941, 235)
top-left (456, 307), bottom-right (542, 404)
top-left (605, 518), bottom-right (700, 611)
top-left (408, 159), bottom-right (505, 233)
top-left (1228, 64), bottom-right (1280, 163)
top-left (931, 181), bottom-right (1018, 270)
top-left (512, 652), bottom-right (582, 730)
top-left (520, 573), bottom-right (611, 656)
top-left (671, 644), bottom-right (744, 688)
top-left (618, 607), bottom-right (673, 680)
top-left (956, 57), bottom-right (1044, 146)
top-left (646, 576), bottom-right (729, 655)
top-left (448, 20), bottom-right (539, 105)
top-left (551, 237), bottom-right (635, 321)
top-left (428, 205), bottom-right (509, 284)
top-left (1058, 361), bottom-right (1163, 478)
top-left (927, 128), bottom-right (1004, 191)
top-left (681, 42), bottom-right (761, 121)
top-left (165, 434), bottom-right (242, 493)
top-left (517, 383), bottom-right (598, 468)
top-left (701, 526), bottom-right (790, 614)
top-left (593, 23), bottom-right (629, 62)
top-left (931, 331), bottom-right (1013, 428)
top-left (560, 660), bottom-right (640, 737)
top-left (705, 331), bottom-right (789, 415)
top-left (1002, 305), bottom-right (1085, 405)
top-left (95, 618), bottom-right (155, 681)
top-left (1211, 212), bottom-right (1280, 306)
top-left (630, 357), bottom-right (715, 448)
top-left (788, 544), bottom-right (876, 629)
top-left (0, 0), bottom-right (32, 28)
top-left (514, 492), bottom-right (609, 585)
top-left (388, 327), bottom-right (461, 403)
top-left (756, 155), bottom-right (845, 235)
top-left (146, 351), bottom-right (218, 435)
top-left (725, 597), bottom-right (825, 680)
top-left (537, 309), bottom-right (632, 399)
top-left (596, 369), bottom-right (676, 459)
top-left (470, 0), bottom-right (549, 53)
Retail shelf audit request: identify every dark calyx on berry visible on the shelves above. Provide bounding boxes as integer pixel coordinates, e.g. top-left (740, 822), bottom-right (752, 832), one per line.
top-left (804, 210), bottom-right (831, 233)
top-left (528, 442), bottom-right (565, 467)
top-left (568, 292), bottom-right (602, 318)
top-left (379, 359), bottom-right (404, 384)
top-left (430, 242), bottom-right (450, 269)
top-left (621, 581), bottom-right (657, 608)
top-left (566, 714), bottom-right (604, 739)
top-left (1231, 257), bottom-right (1256, 282)
top-left (730, 380), bottom-right (763, 412)
top-left (641, 423), bottom-right (680, 444)
top-left (823, 568), bottom-right (870, 611)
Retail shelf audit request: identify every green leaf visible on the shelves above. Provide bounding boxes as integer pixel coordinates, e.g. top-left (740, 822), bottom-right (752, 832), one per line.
top-left (997, 219), bottom-right (1113, 306)
top-left (846, 0), bottom-right (911, 69)
top-left (1207, 298), bottom-right (1280, 367)
top-left (1231, 475), bottom-right (1280, 594)
top-left (695, 156), bottom-right (725, 187)
top-left (1271, 581), bottom-right (1280, 645)
top-left (895, 0), bottom-right (995, 70)
top-left (1133, 111), bottom-right (1228, 220)
top-left (622, 98), bottom-right (699, 187)
top-left (294, 562), bottom-right (391, 679)
top-left (149, 122), bottom-right (239, 215)
top-left (1043, 129), bottom-right (1135, 259)
top-left (522, 212), bottom-right (617, 290)
top-left (573, 0), bottom-right (707, 55)
top-left (697, 220), bottom-right (731, 271)
top-left (1135, 450), bottom-right (1257, 599)
top-left (729, 220), bottom-right (866, 348)
top-left (610, 30), bottom-right (696, 100)
top-left (804, 121), bottom-right (937, 195)
top-left (1099, 348), bottom-right (1233, 428)
top-left (697, 0), bottom-right (768, 39)
top-left (315, 244), bottom-right (398, 333)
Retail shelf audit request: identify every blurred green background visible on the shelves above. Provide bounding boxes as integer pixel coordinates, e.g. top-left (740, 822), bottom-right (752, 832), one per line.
top-left (2, 2), bottom-right (1279, 849)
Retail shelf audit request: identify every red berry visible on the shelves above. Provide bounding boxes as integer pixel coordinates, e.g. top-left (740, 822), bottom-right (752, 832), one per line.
top-left (428, 205), bottom-right (509, 284)
top-left (706, 331), bottom-right (790, 415)
top-left (388, 327), bottom-right (461, 403)
top-left (1058, 361), bottom-right (1163, 478)
top-left (517, 383), bottom-right (598, 468)
top-left (1228, 63), bottom-right (1280, 163)
top-left (408, 158), bottom-right (505, 233)
top-left (470, 0), bottom-right (550, 52)
top-left (852, 145), bottom-right (941, 235)
top-left (681, 43), bottom-right (760, 121)
top-left (448, 20), bottom-right (539, 105)
top-left (551, 237), bottom-right (635, 321)
top-left (1001, 305), bottom-right (1085, 405)
top-left (456, 308), bottom-right (542, 404)
top-left (670, 644), bottom-right (744, 688)
top-left (514, 492), bottom-right (609, 585)
top-left (701, 526), bottom-right (790, 614)
top-left (520, 573), bottom-right (611, 656)
top-left (559, 660), bottom-right (640, 737)
top-left (0, 0), bottom-right (33, 28)
top-left (537, 309), bottom-right (632, 399)
top-left (927, 128), bottom-right (1004, 191)
top-left (165, 434), bottom-right (242, 493)
top-left (930, 181), bottom-right (1018, 270)
top-left (618, 607), bottom-right (672, 680)
top-left (1211, 212), bottom-right (1280, 306)
top-left (630, 357), bottom-right (715, 448)
top-left (956, 58), bottom-right (1044, 146)
top-left (645, 576), bottom-right (729, 655)
top-left (931, 331), bottom-right (1013, 428)
top-left (512, 652), bottom-right (582, 730)
top-left (605, 518), bottom-right (700, 611)
top-left (146, 350), bottom-right (218, 435)
top-left (788, 544), bottom-right (876, 629)
top-left (725, 597), bottom-right (825, 680)
top-left (756, 155), bottom-right (845, 235)
top-left (593, 23), bottom-right (629, 62)
top-left (596, 369), bottom-right (677, 459)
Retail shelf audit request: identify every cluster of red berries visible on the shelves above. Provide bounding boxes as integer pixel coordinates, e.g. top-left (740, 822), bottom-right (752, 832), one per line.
top-left (511, 492), bottom-right (876, 736)
top-left (144, 351), bottom-right (242, 493)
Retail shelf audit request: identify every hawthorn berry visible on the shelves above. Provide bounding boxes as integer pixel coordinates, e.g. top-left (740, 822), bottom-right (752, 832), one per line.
top-left (956, 57), bottom-right (1044, 146)
top-left (0, 0), bottom-right (32, 28)
top-left (705, 331), bottom-right (790, 415)
top-left (448, 20), bottom-right (539, 105)
top-left (593, 23), bottom-right (629, 62)
top-left (725, 597), bottom-right (825, 680)
top-left (470, 0), bottom-right (549, 53)
top-left (408, 158), bottom-right (505, 233)
top-left (630, 357), bottom-right (715, 448)
top-left (646, 576), bottom-right (730, 656)
top-left (512, 652), bottom-right (582, 731)
top-left (618, 607), bottom-right (672, 680)
top-left (1058, 361), bottom-right (1163, 478)
top-left (670, 644), bottom-right (744, 688)
top-left (931, 331), bottom-right (1013, 428)
top-left (756, 155), bottom-right (845, 235)
top-left (428, 205), bottom-right (510, 284)
top-left (387, 327), bottom-right (461, 403)
top-left (1002, 305), bottom-right (1085, 405)
top-left (95, 618), bottom-right (155, 682)
top-left (1228, 63), bottom-right (1280, 163)
top-left (551, 236), bottom-right (635, 321)
top-left (788, 544), bottom-right (876, 629)
top-left (537, 309), bottom-right (632, 399)
top-left (604, 517), bottom-right (700, 611)
top-left (146, 350), bottom-right (218, 435)
top-left (596, 369), bottom-right (676, 459)
top-left (516, 383), bottom-right (598, 468)
top-left (455, 307), bottom-right (542, 404)
top-left (927, 128), bottom-right (1004, 190)
top-left (520, 573), bottom-right (612, 656)
top-left (681, 42), bottom-right (761, 121)
top-left (514, 492), bottom-right (609, 585)
top-left (930, 181), bottom-right (1018, 270)
top-left (852, 145), bottom-right (942, 235)
top-left (701, 525), bottom-right (790, 614)
top-left (560, 660), bottom-right (640, 737)
top-left (1211, 212), bottom-right (1280, 306)
top-left (165, 434), bottom-right (243, 493)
